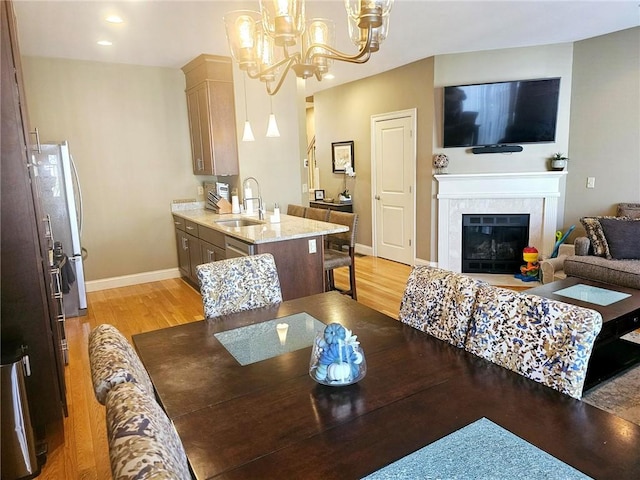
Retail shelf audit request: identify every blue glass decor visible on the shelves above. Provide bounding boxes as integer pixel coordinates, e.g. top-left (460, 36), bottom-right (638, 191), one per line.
top-left (309, 322), bottom-right (366, 386)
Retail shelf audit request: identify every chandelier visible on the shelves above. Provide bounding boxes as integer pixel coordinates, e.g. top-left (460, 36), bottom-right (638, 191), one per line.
top-left (224, 0), bottom-right (394, 96)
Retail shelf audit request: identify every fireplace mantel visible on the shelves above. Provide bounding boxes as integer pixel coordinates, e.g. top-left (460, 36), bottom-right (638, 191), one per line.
top-left (435, 172), bottom-right (567, 272)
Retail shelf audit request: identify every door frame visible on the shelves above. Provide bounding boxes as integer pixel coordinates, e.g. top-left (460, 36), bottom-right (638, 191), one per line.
top-left (370, 108), bottom-right (417, 263)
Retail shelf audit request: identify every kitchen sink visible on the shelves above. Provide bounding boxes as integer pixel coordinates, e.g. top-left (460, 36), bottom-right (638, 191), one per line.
top-left (214, 218), bottom-right (263, 228)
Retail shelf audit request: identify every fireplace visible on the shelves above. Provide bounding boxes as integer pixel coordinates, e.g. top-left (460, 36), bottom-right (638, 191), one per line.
top-left (462, 214), bottom-right (529, 274)
top-left (435, 172), bottom-right (567, 273)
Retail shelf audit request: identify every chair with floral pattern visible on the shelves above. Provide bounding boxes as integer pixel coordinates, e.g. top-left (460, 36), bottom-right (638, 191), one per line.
top-left (105, 381), bottom-right (192, 479)
top-left (465, 284), bottom-right (603, 399)
top-left (398, 266), bottom-right (483, 348)
top-left (88, 324), bottom-right (155, 405)
top-left (195, 253), bottom-right (282, 319)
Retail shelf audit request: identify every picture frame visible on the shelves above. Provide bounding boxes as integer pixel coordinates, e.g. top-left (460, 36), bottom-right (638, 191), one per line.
top-left (332, 141), bottom-right (355, 173)
top-left (314, 189), bottom-right (325, 201)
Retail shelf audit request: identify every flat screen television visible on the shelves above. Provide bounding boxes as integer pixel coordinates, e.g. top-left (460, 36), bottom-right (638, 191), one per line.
top-left (443, 78), bottom-right (560, 148)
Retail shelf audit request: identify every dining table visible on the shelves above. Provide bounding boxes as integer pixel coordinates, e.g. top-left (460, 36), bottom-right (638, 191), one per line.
top-left (132, 291), bottom-right (640, 480)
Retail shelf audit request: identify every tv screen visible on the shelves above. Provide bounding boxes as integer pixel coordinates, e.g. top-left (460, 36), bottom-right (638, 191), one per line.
top-left (443, 78), bottom-right (560, 148)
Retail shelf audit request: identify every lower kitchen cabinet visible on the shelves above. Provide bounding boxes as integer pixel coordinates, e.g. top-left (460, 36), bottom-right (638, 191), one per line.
top-left (173, 216), bottom-right (225, 286)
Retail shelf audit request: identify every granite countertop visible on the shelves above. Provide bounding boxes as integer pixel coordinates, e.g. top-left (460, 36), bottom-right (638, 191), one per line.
top-left (171, 204), bottom-right (348, 244)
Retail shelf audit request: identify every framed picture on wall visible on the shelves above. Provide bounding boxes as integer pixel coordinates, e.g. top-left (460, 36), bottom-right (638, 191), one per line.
top-left (314, 189), bottom-right (325, 201)
top-left (332, 141), bottom-right (355, 173)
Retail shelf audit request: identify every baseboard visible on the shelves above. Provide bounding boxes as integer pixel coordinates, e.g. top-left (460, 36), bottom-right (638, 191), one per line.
top-left (415, 258), bottom-right (435, 267)
top-left (85, 268), bottom-right (181, 292)
top-left (355, 243), bottom-right (374, 256)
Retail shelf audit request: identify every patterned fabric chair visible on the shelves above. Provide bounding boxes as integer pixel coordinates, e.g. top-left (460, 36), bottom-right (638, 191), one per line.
top-left (398, 266), bottom-right (483, 348)
top-left (465, 284), bottom-right (603, 399)
top-left (195, 253), bottom-right (282, 319)
top-left (287, 204), bottom-right (306, 217)
top-left (106, 382), bottom-right (192, 480)
top-left (323, 210), bottom-right (358, 299)
top-left (88, 324), bottom-right (155, 405)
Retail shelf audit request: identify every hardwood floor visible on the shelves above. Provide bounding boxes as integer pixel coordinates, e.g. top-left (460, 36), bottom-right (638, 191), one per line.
top-left (38, 256), bottom-right (412, 479)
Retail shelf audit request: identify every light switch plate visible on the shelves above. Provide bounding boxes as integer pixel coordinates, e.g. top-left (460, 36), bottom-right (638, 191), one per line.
top-left (308, 239), bottom-right (317, 254)
top-left (586, 177), bottom-right (596, 189)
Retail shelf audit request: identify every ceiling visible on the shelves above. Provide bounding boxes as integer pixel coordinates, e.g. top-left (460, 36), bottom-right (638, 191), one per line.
top-left (12, 1), bottom-right (640, 95)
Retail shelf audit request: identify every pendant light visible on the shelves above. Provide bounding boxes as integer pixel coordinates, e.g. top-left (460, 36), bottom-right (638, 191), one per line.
top-left (241, 75), bottom-right (255, 142)
top-left (266, 96), bottom-right (280, 138)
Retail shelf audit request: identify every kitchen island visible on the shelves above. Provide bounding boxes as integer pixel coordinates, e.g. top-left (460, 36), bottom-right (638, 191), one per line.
top-left (171, 205), bottom-right (348, 301)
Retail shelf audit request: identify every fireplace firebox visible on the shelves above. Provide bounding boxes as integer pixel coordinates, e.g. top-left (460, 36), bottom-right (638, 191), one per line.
top-left (462, 214), bottom-right (530, 274)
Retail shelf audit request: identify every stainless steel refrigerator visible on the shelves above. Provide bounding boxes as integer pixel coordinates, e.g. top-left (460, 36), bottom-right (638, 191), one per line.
top-left (33, 141), bottom-right (87, 321)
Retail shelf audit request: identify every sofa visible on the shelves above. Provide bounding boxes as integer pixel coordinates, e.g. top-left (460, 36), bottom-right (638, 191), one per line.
top-left (399, 266), bottom-right (602, 399)
top-left (560, 203), bottom-right (640, 290)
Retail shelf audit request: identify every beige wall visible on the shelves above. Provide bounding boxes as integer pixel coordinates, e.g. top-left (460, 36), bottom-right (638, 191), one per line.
top-left (314, 59), bottom-right (435, 256)
top-left (22, 57), bottom-right (200, 281)
top-left (565, 26), bottom-right (640, 236)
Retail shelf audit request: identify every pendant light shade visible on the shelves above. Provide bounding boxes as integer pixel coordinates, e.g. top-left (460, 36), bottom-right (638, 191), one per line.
top-left (266, 96), bottom-right (280, 138)
top-left (266, 114), bottom-right (280, 138)
top-left (242, 121), bottom-right (255, 142)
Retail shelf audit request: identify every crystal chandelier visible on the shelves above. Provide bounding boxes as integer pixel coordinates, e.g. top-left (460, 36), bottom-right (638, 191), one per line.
top-left (224, 0), bottom-right (394, 96)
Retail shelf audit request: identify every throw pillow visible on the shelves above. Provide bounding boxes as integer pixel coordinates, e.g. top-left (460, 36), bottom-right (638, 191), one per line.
top-left (580, 216), bottom-right (614, 258)
top-left (617, 203), bottom-right (640, 219)
top-left (599, 218), bottom-right (640, 260)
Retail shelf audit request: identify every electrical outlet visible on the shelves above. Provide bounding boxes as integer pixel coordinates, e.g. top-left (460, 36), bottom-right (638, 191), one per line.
top-left (197, 186), bottom-right (204, 195)
top-left (586, 177), bottom-right (596, 189)
top-left (303, 158), bottom-right (309, 168)
top-left (308, 239), bottom-right (317, 254)
top-left (302, 183), bottom-right (308, 193)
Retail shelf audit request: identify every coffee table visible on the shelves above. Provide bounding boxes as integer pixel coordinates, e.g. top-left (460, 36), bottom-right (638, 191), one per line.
top-left (527, 277), bottom-right (640, 390)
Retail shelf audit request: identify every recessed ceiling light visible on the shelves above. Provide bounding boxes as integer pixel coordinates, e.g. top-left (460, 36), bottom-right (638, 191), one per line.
top-left (97, 40), bottom-right (113, 46)
top-left (105, 15), bottom-right (123, 24)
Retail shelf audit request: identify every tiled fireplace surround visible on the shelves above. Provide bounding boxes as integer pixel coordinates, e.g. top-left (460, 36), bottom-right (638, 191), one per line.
top-left (435, 172), bottom-right (567, 272)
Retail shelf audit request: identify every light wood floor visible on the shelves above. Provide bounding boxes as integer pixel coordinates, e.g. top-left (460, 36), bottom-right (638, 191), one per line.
top-left (38, 255), bottom-right (413, 479)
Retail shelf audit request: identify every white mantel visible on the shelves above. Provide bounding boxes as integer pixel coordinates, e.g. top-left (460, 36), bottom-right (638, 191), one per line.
top-left (435, 171), bottom-right (567, 272)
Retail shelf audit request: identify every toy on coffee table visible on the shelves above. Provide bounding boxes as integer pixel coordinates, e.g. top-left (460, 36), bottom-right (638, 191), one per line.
top-left (515, 246), bottom-right (540, 282)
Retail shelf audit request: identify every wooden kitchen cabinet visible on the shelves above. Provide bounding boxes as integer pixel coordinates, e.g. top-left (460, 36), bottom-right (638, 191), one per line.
top-left (182, 55), bottom-right (239, 176)
top-left (173, 216), bottom-right (201, 284)
top-left (1, 0), bottom-right (66, 449)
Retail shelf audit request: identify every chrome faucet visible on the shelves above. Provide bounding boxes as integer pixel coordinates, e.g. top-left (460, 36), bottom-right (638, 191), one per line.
top-left (242, 176), bottom-right (264, 220)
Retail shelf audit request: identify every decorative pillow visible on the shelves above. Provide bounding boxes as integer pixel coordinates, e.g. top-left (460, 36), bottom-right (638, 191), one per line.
top-left (599, 217), bottom-right (640, 259)
top-left (617, 203), bottom-right (640, 219)
top-left (580, 217), bottom-right (615, 257)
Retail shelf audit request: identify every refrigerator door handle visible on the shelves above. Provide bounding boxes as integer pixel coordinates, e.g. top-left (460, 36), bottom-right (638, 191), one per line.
top-left (69, 154), bottom-right (83, 237)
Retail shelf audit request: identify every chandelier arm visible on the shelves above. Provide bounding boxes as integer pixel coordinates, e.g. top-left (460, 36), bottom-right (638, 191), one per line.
top-left (304, 25), bottom-right (373, 64)
top-left (244, 54), bottom-right (297, 81)
top-left (265, 56), bottom-right (299, 96)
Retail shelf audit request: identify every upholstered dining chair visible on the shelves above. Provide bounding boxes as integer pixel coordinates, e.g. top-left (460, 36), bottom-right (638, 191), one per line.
top-left (323, 210), bottom-right (358, 300)
top-left (304, 206), bottom-right (330, 222)
top-left (195, 253), bottom-right (283, 319)
top-left (88, 324), bottom-right (155, 405)
top-left (465, 284), bottom-right (603, 399)
top-left (105, 381), bottom-right (192, 480)
top-left (287, 204), bottom-right (306, 217)
top-left (398, 266), bottom-right (484, 348)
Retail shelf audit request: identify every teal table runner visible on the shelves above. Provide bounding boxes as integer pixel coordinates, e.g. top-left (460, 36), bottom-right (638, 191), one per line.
top-left (363, 418), bottom-right (591, 479)
top-left (214, 312), bottom-right (325, 365)
top-left (554, 284), bottom-right (630, 306)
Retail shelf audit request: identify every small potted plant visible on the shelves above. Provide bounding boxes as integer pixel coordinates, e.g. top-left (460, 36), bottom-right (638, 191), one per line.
top-left (550, 153), bottom-right (568, 171)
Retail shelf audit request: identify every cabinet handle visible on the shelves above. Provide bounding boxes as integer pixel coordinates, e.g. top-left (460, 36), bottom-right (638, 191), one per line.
top-left (197, 158), bottom-right (203, 171)
top-left (207, 250), bottom-right (214, 262)
top-left (30, 127), bottom-right (42, 153)
top-left (186, 225), bottom-right (195, 231)
top-left (174, 221), bottom-right (182, 226)
top-left (182, 237), bottom-right (189, 250)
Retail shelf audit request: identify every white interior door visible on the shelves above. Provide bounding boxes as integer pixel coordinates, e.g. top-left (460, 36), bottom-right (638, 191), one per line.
top-left (372, 110), bottom-right (416, 265)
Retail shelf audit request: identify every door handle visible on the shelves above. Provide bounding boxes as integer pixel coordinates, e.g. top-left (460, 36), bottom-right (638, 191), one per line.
top-left (375, 195), bottom-right (381, 200)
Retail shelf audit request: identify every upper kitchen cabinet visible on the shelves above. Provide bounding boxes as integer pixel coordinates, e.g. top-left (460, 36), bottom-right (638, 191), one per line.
top-left (182, 54), bottom-right (239, 176)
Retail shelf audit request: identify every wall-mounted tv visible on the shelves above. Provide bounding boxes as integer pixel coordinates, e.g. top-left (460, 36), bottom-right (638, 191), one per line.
top-left (443, 78), bottom-right (560, 148)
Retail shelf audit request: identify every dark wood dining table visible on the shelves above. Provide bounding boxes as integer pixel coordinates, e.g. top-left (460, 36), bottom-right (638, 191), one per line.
top-left (133, 291), bottom-right (640, 480)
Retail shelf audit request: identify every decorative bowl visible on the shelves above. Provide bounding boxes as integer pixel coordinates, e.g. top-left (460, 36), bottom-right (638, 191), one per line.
top-left (309, 323), bottom-right (366, 386)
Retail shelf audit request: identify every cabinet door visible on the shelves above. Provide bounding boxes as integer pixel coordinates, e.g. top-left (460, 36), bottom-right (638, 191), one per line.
top-left (207, 81), bottom-right (239, 175)
top-left (176, 230), bottom-right (191, 277)
top-left (200, 239), bottom-right (226, 264)
top-left (186, 87), bottom-right (207, 174)
top-left (187, 234), bottom-right (202, 282)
